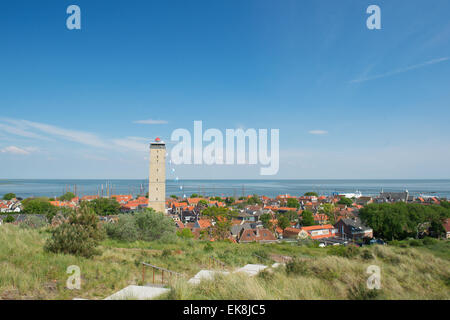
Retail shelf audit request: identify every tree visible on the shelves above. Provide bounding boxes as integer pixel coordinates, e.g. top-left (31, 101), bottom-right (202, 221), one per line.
top-left (338, 197), bottom-right (353, 206)
top-left (301, 210), bottom-right (315, 226)
top-left (319, 203), bottom-right (336, 224)
top-left (359, 202), bottom-right (450, 240)
top-left (177, 228), bottom-right (194, 239)
top-left (225, 197), bottom-right (235, 206)
top-left (85, 198), bottom-right (120, 215)
top-left (3, 193), bottom-right (16, 200)
top-left (59, 192), bottom-right (75, 201)
top-left (277, 215), bottom-right (290, 230)
top-left (213, 220), bottom-right (232, 240)
top-left (170, 195), bottom-right (178, 199)
top-left (247, 194), bottom-right (262, 205)
top-left (190, 193), bottom-right (200, 198)
top-left (45, 202), bottom-right (106, 258)
top-left (260, 213), bottom-right (273, 230)
top-left (286, 198), bottom-right (300, 209)
top-left (304, 192), bottom-right (318, 197)
top-left (22, 197), bottom-right (58, 222)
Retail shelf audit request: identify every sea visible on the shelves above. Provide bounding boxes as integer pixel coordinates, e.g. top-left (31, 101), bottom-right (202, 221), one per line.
top-left (1, 179), bottom-right (450, 199)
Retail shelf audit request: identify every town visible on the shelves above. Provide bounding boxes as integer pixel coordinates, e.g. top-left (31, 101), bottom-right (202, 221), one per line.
top-left (1, 188), bottom-right (449, 244)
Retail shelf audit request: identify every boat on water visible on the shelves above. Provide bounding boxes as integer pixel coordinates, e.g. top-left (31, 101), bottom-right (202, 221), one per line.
top-left (338, 191), bottom-right (363, 198)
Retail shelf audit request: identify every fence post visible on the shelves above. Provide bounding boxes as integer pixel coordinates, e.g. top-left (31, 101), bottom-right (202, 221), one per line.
top-left (142, 264), bottom-right (145, 284)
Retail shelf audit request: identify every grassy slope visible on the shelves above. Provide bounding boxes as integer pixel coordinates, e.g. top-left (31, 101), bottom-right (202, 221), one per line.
top-left (1, 224), bottom-right (449, 300)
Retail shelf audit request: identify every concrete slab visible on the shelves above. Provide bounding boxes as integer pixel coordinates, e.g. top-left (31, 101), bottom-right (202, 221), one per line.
top-left (234, 264), bottom-right (267, 276)
top-left (104, 285), bottom-right (170, 300)
top-left (187, 269), bottom-right (230, 285)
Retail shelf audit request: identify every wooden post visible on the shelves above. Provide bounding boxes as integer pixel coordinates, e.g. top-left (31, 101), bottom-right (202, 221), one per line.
top-left (142, 264), bottom-right (145, 284)
top-left (153, 268), bottom-right (155, 284)
top-left (162, 270), bottom-right (164, 284)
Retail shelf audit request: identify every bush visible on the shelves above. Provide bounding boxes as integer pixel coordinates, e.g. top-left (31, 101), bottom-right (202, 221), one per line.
top-left (285, 259), bottom-right (309, 276)
top-left (22, 198), bottom-right (57, 222)
top-left (45, 203), bottom-right (105, 258)
top-left (361, 249), bottom-right (374, 260)
top-left (106, 209), bottom-right (176, 242)
top-left (408, 239), bottom-right (423, 247)
top-left (19, 215), bottom-right (48, 229)
top-left (176, 228), bottom-right (194, 239)
top-left (105, 215), bottom-right (139, 242)
top-left (328, 245), bottom-right (359, 258)
top-left (204, 243), bottom-right (213, 252)
top-left (422, 237), bottom-right (438, 245)
top-left (4, 215), bottom-right (15, 223)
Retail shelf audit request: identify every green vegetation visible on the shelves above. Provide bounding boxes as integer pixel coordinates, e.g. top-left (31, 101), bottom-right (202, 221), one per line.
top-left (4, 214), bottom-right (15, 223)
top-left (44, 203), bottom-right (106, 258)
top-left (260, 213), bottom-right (273, 230)
top-left (286, 198), bottom-right (300, 209)
top-left (301, 210), bottom-right (315, 226)
top-left (304, 192), bottom-right (318, 197)
top-left (58, 192), bottom-right (75, 201)
top-left (0, 223), bottom-right (449, 300)
top-left (105, 209), bottom-right (176, 242)
top-left (337, 197), bottom-right (353, 206)
top-left (2, 193), bottom-right (16, 200)
top-left (359, 202), bottom-right (450, 240)
top-left (84, 198), bottom-right (121, 216)
top-left (277, 215), bottom-right (290, 230)
top-left (176, 228), bottom-right (194, 239)
top-left (22, 198), bottom-right (57, 222)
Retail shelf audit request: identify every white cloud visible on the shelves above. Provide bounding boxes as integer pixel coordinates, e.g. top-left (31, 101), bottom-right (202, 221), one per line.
top-left (112, 138), bottom-right (148, 152)
top-left (350, 57), bottom-right (450, 83)
top-left (134, 119), bottom-right (168, 125)
top-left (0, 146), bottom-right (34, 155)
top-left (308, 130), bottom-right (328, 135)
top-left (0, 123), bottom-right (51, 141)
top-left (21, 120), bottom-right (109, 148)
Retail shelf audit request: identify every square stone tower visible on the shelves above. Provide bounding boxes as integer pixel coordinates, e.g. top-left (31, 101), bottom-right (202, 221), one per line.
top-left (148, 137), bottom-right (166, 213)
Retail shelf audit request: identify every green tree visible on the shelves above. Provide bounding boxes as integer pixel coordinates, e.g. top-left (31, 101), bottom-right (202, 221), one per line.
top-left (304, 192), bottom-right (318, 197)
top-left (260, 213), bottom-right (273, 230)
top-left (286, 198), bottom-right (300, 209)
top-left (22, 198), bottom-right (58, 222)
top-left (301, 210), bottom-right (315, 226)
top-left (85, 198), bottom-right (121, 215)
top-left (277, 215), bottom-right (290, 230)
top-left (213, 220), bottom-right (232, 240)
top-left (170, 195), bottom-right (178, 199)
top-left (58, 192), bottom-right (76, 201)
top-left (45, 203), bottom-right (106, 258)
top-left (2, 193), bottom-right (16, 200)
top-left (319, 203), bottom-right (336, 224)
top-left (225, 197), bottom-right (235, 206)
top-left (177, 228), bottom-right (194, 239)
top-left (338, 197), bottom-right (353, 206)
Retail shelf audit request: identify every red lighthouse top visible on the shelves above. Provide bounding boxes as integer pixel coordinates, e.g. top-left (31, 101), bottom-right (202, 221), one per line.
top-left (155, 137), bottom-right (161, 142)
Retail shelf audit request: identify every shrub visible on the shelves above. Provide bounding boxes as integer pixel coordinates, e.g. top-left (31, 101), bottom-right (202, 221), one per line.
top-left (161, 249), bottom-right (172, 257)
top-left (19, 215), bottom-right (48, 229)
top-left (348, 283), bottom-right (380, 300)
top-left (45, 203), bottom-right (105, 258)
top-left (105, 209), bottom-right (176, 242)
top-left (285, 259), bottom-right (309, 276)
top-left (408, 239), bottom-right (423, 247)
top-left (361, 249), bottom-right (374, 260)
top-left (328, 245), bottom-right (359, 258)
top-left (4, 215), bottom-right (15, 223)
top-left (177, 228), bottom-right (194, 239)
top-left (105, 215), bottom-right (139, 242)
top-left (204, 243), bottom-right (213, 252)
top-left (422, 237), bottom-right (438, 245)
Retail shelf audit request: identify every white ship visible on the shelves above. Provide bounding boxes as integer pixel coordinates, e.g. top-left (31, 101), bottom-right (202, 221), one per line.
top-left (339, 191), bottom-right (363, 199)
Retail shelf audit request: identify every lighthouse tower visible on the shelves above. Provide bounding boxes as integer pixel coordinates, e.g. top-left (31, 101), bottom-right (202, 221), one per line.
top-left (148, 137), bottom-right (166, 213)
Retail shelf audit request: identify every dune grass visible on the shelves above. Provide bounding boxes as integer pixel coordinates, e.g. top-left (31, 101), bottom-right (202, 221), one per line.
top-left (0, 224), bottom-right (449, 300)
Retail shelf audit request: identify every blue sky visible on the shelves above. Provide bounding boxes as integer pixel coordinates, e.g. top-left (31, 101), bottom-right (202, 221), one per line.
top-left (0, 0), bottom-right (449, 179)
